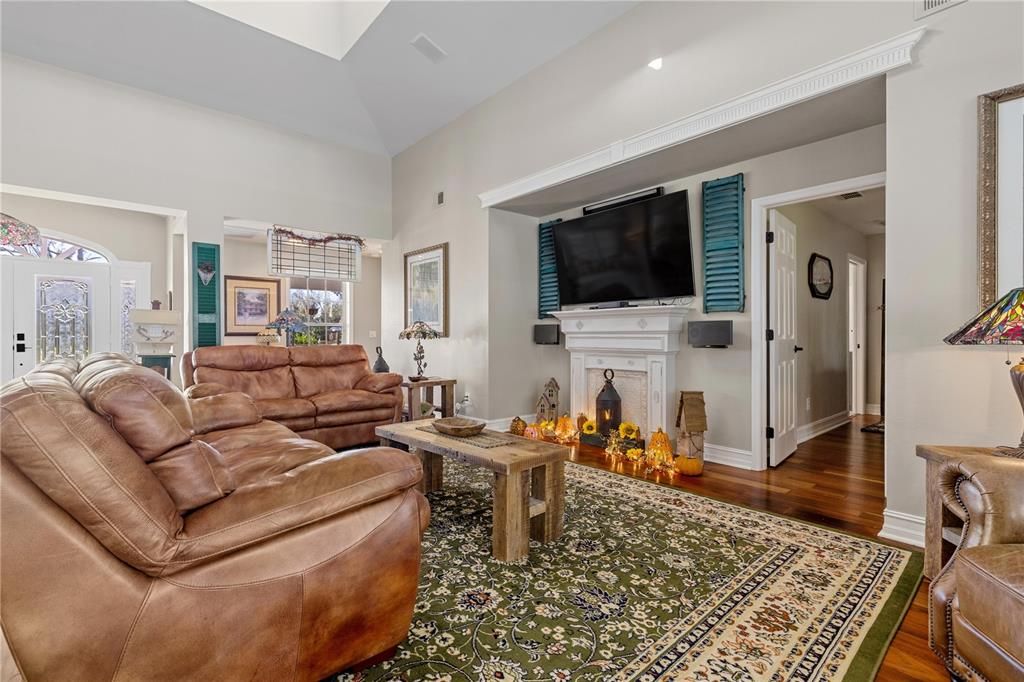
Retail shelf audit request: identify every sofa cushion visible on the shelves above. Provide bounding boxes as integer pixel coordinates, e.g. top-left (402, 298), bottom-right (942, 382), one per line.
top-left (292, 365), bottom-right (367, 397)
top-left (198, 420), bottom-right (335, 487)
top-left (149, 441), bottom-right (237, 512)
top-left (192, 345), bottom-right (292, 371)
top-left (194, 365), bottom-right (296, 400)
top-left (276, 416), bottom-right (316, 431)
top-left (957, 544), bottom-right (1024, 662)
top-left (311, 389), bottom-right (395, 414)
top-left (316, 407), bottom-right (397, 428)
top-left (355, 373), bottom-right (402, 393)
top-left (255, 397), bottom-right (316, 420)
top-left (190, 392), bottom-right (261, 435)
top-left (288, 345), bottom-right (368, 367)
top-left (78, 364), bottom-right (193, 461)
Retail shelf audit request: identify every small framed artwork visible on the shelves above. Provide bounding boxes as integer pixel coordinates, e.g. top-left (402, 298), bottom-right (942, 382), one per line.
top-left (404, 242), bottom-right (449, 336)
top-left (808, 253), bottom-right (833, 299)
top-left (224, 276), bottom-right (282, 335)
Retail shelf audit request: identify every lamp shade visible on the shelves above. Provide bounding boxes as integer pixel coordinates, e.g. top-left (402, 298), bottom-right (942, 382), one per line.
top-left (399, 321), bottom-right (441, 340)
top-left (944, 288), bottom-right (1024, 345)
top-left (0, 213), bottom-right (40, 247)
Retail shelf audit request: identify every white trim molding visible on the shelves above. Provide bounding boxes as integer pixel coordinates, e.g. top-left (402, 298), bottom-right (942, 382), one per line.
top-left (704, 443), bottom-right (756, 470)
top-left (478, 28), bottom-right (925, 208)
top-left (864, 403), bottom-right (882, 416)
top-left (796, 411), bottom-right (851, 444)
top-left (750, 172), bottom-right (887, 471)
top-left (879, 509), bottom-right (926, 549)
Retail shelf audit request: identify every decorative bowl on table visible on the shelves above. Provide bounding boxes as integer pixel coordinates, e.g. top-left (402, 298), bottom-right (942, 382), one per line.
top-left (433, 417), bottom-right (485, 437)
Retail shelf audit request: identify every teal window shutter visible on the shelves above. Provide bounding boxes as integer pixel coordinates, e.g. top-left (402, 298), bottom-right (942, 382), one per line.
top-left (191, 241), bottom-right (220, 347)
top-left (538, 218), bottom-right (562, 318)
top-left (702, 173), bottom-right (745, 312)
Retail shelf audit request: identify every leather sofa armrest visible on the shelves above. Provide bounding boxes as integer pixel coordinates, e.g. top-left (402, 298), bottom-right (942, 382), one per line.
top-left (189, 392), bottom-right (261, 435)
top-left (939, 454), bottom-right (1024, 548)
top-left (355, 372), bottom-right (403, 393)
top-left (168, 447), bottom-right (422, 572)
top-left (185, 382), bottom-right (232, 399)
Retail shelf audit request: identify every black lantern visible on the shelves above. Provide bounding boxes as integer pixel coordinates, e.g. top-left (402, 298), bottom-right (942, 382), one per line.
top-left (595, 368), bottom-right (622, 437)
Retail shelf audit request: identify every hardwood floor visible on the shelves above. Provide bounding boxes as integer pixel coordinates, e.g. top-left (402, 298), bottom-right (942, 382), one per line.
top-left (567, 415), bottom-right (948, 681)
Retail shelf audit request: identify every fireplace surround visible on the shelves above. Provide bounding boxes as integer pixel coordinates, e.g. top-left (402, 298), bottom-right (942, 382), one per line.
top-left (551, 305), bottom-right (691, 440)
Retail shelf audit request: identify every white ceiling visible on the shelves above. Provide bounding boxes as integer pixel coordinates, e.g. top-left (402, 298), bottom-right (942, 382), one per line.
top-left (0, 1), bottom-right (634, 155)
top-left (804, 186), bottom-right (886, 236)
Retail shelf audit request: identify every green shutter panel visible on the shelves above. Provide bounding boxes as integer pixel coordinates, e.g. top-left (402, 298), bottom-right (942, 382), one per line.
top-left (192, 241), bottom-right (220, 347)
top-left (702, 173), bottom-right (745, 312)
top-left (538, 218), bottom-right (562, 318)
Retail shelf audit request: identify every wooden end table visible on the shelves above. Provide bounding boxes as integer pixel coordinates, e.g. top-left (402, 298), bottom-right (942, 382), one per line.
top-left (401, 377), bottom-right (456, 421)
top-left (916, 444), bottom-right (999, 579)
top-left (377, 420), bottom-right (569, 562)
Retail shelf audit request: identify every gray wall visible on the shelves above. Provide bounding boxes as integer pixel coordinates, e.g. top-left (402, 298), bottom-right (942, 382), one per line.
top-left (779, 202), bottom-right (867, 426)
top-left (866, 235), bottom-right (886, 409)
top-left (351, 255), bottom-right (382, 360)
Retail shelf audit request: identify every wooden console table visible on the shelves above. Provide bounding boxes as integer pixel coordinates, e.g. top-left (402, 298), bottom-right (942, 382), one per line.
top-left (916, 444), bottom-right (999, 579)
top-left (401, 377), bottom-right (456, 421)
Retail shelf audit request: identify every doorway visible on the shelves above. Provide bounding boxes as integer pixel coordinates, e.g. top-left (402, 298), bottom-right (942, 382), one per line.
top-left (751, 172), bottom-right (886, 469)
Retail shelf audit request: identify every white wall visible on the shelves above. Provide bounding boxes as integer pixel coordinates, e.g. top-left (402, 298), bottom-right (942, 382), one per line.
top-left (0, 192), bottom-right (169, 298)
top-left (351, 255), bottom-right (382, 359)
top-left (779, 202), bottom-right (868, 425)
top-left (388, 0), bottom-right (1023, 527)
top-left (866, 234), bottom-right (886, 409)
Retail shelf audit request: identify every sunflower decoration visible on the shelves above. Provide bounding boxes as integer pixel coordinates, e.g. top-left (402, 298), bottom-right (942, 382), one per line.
top-left (618, 421), bottom-right (640, 440)
top-left (625, 447), bottom-right (645, 462)
top-left (581, 420), bottom-right (597, 435)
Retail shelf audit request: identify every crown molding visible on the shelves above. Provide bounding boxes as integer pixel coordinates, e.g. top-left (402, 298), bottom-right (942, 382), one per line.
top-left (478, 27), bottom-right (926, 209)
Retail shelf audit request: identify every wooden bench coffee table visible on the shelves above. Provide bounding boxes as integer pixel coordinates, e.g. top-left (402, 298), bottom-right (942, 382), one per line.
top-left (376, 421), bottom-right (570, 562)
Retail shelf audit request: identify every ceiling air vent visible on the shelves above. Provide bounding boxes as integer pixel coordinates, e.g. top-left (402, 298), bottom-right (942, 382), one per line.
top-left (411, 33), bottom-right (448, 64)
top-left (914, 0), bottom-right (967, 20)
top-left (838, 192), bottom-right (863, 200)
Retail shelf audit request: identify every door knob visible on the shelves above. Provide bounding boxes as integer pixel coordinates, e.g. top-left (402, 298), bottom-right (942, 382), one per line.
top-left (794, 345), bottom-right (804, 353)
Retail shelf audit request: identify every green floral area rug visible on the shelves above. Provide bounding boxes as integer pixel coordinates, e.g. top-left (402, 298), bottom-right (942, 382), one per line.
top-left (334, 461), bottom-right (921, 681)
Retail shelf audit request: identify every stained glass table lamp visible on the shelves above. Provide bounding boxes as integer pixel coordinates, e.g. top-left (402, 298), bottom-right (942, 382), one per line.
top-left (944, 287), bottom-right (1024, 456)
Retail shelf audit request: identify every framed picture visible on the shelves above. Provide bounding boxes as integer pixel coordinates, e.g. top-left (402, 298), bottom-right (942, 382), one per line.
top-left (978, 83), bottom-right (1024, 306)
top-left (808, 253), bottom-right (833, 300)
top-left (224, 276), bottom-right (281, 335)
top-left (404, 242), bottom-right (449, 336)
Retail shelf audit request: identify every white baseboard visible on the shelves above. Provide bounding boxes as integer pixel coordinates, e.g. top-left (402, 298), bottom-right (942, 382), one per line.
top-left (704, 443), bottom-right (756, 470)
top-left (864, 403), bottom-right (881, 416)
top-left (878, 509), bottom-right (926, 548)
top-left (796, 411), bottom-right (851, 444)
top-left (484, 414), bottom-right (534, 431)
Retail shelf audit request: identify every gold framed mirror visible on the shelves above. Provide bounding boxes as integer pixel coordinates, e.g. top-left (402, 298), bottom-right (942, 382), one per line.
top-left (978, 83), bottom-right (1024, 306)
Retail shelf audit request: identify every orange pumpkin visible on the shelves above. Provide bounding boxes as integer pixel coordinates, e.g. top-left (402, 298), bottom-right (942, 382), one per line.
top-left (646, 428), bottom-right (674, 470)
top-left (674, 432), bottom-right (705, 476)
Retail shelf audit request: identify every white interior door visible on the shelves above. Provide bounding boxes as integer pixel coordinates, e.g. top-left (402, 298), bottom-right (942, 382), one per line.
top-left (769, 210), bottom-right (798, 465)
top-left (3, 258), bottom-right (113, 379)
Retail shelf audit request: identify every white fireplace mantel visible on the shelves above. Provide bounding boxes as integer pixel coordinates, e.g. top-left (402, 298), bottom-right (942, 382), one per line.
top-left (551, 305), bottom-right (691, 438)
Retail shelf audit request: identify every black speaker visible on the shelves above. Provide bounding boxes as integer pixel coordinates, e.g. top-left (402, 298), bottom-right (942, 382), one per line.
top-left (688, 320), bottom-right (733, 348)
top-left (534, 324), bottom-right (561, 345)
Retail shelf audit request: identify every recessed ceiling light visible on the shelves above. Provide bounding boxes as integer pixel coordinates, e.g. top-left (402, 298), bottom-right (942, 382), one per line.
top-left (647, 57), bottom-right (663, 71)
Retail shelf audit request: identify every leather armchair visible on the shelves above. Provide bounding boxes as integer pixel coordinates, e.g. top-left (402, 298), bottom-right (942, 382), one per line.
top-left (2, 355), bottom-right (428, 681)
top-left (929, 454), bottom-right (1024, 682)
top-left (182, 345), bottom-right (404, 450)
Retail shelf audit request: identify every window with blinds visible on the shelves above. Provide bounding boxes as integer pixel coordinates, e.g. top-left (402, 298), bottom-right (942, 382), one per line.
top-left (702, 173), bottom-right (745, 313)
top-left (537, 218), bottom-right (562, 318)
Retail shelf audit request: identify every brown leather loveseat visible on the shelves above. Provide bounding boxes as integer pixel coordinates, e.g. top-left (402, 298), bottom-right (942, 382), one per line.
top-left (182, 345), bottom-right (403, 450)
top-left (929, 454), bottom-right (1024, 682)
top-left (1, 354), bottom-right (428, 681)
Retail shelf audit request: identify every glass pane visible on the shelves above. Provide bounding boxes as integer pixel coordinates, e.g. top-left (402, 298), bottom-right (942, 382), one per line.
top-left (121, 280), bottom-right (137, 356)
top-left (289, 286), bottom-right (345, 324)
top-left (37, 277), bottom-right (91, 363)
top-left (0, 235), bottom-right (108, 262)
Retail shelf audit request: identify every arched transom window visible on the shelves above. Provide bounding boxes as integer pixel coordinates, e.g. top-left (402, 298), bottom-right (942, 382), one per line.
top-left (0, 234), bottom-right (110, 263)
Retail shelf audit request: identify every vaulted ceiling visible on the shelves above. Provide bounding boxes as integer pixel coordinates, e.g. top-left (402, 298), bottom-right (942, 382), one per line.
top-left (1, 1), bottom-right (634, 155)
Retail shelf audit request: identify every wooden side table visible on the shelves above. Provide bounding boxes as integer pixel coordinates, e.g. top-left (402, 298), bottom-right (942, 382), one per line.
top-left (916, 444), bottom-right (999, 579)
top-left (401, 377), bottom-right (456, 421)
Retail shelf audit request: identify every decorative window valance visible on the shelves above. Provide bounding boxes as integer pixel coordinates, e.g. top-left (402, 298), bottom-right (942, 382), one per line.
top-left (268, 226), bottom-right (363, 282)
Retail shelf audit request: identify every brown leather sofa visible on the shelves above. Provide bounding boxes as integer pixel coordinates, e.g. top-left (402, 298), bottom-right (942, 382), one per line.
top-left (182, 345), bottom-right (403, 450)
top-left (1, 354), bottom-right (428, 681)
top-left (930, 454), bottom-right (1024, 682)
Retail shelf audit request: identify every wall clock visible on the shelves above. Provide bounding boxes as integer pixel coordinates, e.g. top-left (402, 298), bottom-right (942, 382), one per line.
top-left (808, 253), bottom-right (833, 299)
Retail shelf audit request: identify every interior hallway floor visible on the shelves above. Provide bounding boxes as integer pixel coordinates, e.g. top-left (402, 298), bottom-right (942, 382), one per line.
top-left (569, 415), bottom-right (947, 681)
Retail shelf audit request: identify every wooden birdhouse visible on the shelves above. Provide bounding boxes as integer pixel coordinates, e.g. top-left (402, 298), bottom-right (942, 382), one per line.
top-left (536, 378), bottom-right (560, 422)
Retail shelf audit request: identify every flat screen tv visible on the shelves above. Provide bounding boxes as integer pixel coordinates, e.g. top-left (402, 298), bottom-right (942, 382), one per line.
top-left (552, 190), bottom-right (695, 306)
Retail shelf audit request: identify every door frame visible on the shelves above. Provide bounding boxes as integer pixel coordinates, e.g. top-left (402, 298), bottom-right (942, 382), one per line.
top-left (751, 171), bottom-right (885, 470)
top-left (847, 254), bottom-right (868, 416)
